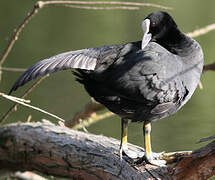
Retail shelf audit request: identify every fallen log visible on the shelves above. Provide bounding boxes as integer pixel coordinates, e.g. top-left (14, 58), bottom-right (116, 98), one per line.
top-left (0, 121), bottom-right (214, 179)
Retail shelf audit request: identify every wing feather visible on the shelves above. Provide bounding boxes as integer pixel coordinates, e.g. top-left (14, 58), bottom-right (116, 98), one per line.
top-left (9, 48), bottom-right (99, 94)
top-left (9, 42), bottom-right (132, 94)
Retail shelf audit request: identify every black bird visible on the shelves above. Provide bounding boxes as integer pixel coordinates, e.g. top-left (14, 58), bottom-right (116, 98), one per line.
top-left (9, 11), bottom-right (204, 166)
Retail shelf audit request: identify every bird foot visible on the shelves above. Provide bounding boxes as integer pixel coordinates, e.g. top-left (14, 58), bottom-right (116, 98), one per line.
top-left (123, 148), bottom-right (144, 159)
top-left (144, 151), bottom-right (192, 166)
top-left (119, 144), bottom-right (169, 167)
top-left (120, 146), bottom-right (144, 160)
top-left (143, 152), bottom-right (167, 167)
top-left (152, 151), bottom-right (165, 159)
top-left (120, 148), bottom-right (167, 167)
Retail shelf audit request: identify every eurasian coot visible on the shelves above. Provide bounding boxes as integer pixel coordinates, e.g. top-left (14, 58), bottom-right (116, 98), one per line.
top-left (9, 11), bottom-right (204, 166)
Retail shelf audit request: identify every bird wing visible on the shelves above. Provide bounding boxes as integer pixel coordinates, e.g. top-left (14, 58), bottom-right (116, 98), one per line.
top-left (137, 45), bottom-right (189, 115)
top-left (9, 45), bottom-right (125, 94)
top-left (106, 42), bottom-right (188, 111)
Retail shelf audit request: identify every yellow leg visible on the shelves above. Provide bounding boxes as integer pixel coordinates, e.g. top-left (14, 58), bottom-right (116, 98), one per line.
top-left (119, 119), bottom-right (128, 160)
top-left (119, 119), bottom-right (143, 160)
top-left (143, 122), bottom-right (166, 166)
top-left (144, 122), bottom-right (152, 161)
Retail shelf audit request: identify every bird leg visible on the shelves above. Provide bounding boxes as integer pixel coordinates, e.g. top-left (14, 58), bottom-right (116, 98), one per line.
top-left (119, 119), bottom-right (141, 160)
top-left (119, 119), bottom-right (128, 160)
top-left (143, 121), bottom-right (166, 166)
top-left (119, 119), bottom-right (167, 166)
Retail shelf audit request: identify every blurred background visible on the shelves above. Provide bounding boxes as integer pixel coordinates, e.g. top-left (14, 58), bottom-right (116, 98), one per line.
top-left (0, 0), bottom-right (215, 155)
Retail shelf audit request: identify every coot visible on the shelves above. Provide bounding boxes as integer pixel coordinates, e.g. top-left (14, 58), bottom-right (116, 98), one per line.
top-left (9, 11), bottom-right (204, 166)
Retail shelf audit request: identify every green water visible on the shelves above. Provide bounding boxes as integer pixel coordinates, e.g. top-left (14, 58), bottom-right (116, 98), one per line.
top-left (1, 0), bottom-right (215, 168)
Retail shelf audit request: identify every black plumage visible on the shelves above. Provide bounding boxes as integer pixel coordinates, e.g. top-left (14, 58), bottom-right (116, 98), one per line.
top-left (9, 11), bottom-right (204, 165)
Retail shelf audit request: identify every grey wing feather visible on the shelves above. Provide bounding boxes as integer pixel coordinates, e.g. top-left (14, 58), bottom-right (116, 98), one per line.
top-left (150, 102), bottom-right (175, 114)
top-left (9, 48), bottom-right (100, 94)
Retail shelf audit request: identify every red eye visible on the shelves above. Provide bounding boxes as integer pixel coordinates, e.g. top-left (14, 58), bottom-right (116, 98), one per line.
top-left (151, 22), bottom-right (156, 27)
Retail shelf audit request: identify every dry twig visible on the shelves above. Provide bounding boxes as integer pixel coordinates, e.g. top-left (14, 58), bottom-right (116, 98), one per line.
top-left (65, 100), bottom-right (106, 127)
top-left (0, 76), bottom-right (48, 124)
top-left (72, 111), bottom-right (114, 130)
top-left (0, 5), bottom-right (39, 68)
top-left (0, 92), bottom-right (64, 123)
top-left (64, 100), bottom-right (114, 130)
top-left (38, 1), bottom-right (172, 10)
top-left (0, 67), bottom-right (26, 72)
top-left (63, 4), bottom-right (139, 10)
top-left (187, 23), bottom-right (215, 38)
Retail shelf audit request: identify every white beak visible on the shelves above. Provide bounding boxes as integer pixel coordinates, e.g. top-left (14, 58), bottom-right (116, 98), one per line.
top-left (141, 19), bottom-right (151, 50)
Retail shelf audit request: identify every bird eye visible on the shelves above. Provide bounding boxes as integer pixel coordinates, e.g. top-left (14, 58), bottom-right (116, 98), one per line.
top-left (151, 22), bottom-right (156, 27)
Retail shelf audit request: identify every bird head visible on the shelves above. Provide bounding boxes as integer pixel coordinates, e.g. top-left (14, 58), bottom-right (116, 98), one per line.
top-left (141, 11), bottom-right (178, 49)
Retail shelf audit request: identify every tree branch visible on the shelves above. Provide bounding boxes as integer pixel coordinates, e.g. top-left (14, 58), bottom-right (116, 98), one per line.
top-left (0, 92), bottom-right (65, 123)
top-left (0, 67), bottom-right (26, 72)
top-left (187, 23), bottom-right (215, 38)
top-left (0, 75), bottom-right (49, 124)
top-left (0, 121), bottom-right (166, 179)
top-left (65, 100), bottom-right (113, 129)
top-left (0, 121), bottom-right (215, 179)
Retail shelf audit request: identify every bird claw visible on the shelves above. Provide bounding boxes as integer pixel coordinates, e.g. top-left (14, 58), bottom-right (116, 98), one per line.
top-left (146, 158), bottom-right (167, 167)
top-left (139, 151), bottom-right (167, 167)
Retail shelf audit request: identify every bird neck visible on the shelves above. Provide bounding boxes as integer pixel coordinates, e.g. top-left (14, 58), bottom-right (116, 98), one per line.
top-left (156, 27), bottom-right (194, 56)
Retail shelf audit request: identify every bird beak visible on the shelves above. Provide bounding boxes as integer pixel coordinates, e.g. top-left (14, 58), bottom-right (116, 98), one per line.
top-left (141, 19), bottom-right (152, 50)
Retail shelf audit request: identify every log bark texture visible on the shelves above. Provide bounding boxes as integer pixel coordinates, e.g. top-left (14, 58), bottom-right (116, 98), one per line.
top-left (0, 121), bottom-right (214, 179)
